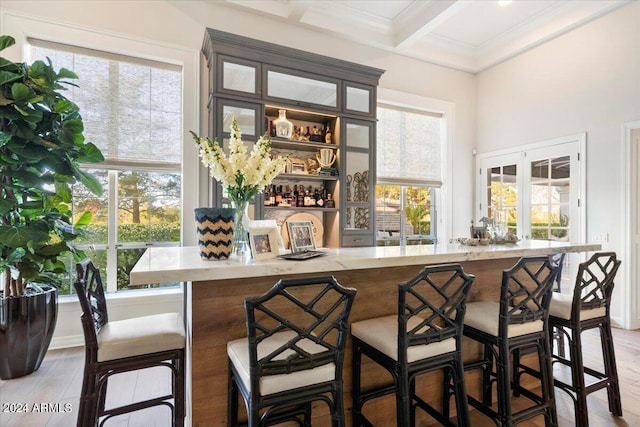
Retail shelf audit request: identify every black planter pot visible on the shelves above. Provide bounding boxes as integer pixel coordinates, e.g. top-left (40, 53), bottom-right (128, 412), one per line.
top-left (0, 285), bottom-right (58, 379)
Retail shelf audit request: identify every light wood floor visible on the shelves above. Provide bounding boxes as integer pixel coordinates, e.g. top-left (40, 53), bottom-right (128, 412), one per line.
top-left (1, 328), bottom-right (638, 427)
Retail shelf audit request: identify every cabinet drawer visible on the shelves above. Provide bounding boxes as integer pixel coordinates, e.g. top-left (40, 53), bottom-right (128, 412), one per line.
top-left (341, 234), bottom-right (374, 247)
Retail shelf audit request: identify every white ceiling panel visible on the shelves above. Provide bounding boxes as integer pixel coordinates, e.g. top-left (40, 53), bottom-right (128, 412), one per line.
top-left (218, 0), bottom-right (630, 73)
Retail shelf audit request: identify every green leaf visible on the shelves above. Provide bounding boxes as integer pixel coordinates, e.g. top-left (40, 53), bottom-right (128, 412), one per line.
top-left (77, 169), bottom-right (104, 196)
top-left (0, 35), bottom-right (16, 51)
top-left (57, 68), bottom-right (78, 80)
top-left (5, 247), bottom-right (26, 263)
top-left (53, 99), bottom-right (73, 114)
top-left (74, 210), bottom-right (93, 227)
top-left (37, 241), bottom-right (71, 257)
top-left (55, 181), bottom-right (72, 203)
top-left (62, 118), bottom-right (83, 134)
top-left (0, 198), bottom-right (14, 215)
top-left (0, 69), bottom-right (21, 86)
top-left (0, 226), bottom-right (50, 249)
top-left (78, 142), bottom-right (105, 163)
top-left (11, 82), bottom-right (31, 103)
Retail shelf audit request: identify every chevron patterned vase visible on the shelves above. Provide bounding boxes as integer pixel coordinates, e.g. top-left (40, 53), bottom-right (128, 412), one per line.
top-left (195, 208), bottom-right (235, 260)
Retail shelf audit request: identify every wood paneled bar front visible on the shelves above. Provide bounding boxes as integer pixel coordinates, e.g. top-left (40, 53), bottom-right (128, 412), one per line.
top-left (130, 241), bottom-right (600, 426)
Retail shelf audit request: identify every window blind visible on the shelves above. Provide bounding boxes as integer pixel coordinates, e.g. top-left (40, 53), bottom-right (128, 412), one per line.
top-left (27, 38), bottom-right (182, 169)
top-left (376, 104), bottom-right (443, 187)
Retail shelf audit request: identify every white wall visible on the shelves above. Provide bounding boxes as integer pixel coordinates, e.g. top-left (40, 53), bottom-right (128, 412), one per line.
top-left (0, 0), bottom-right (477, 346)
top-left (476, 1), bottom-right (640, 327)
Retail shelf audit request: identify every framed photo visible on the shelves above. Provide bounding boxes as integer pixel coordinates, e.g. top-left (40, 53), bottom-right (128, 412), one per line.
top-left (249, 226), bottom-right (280, 261)
top-left (290, 158), bottom-right (307, 174)
top-left (287, 220), bottom-right (316, 253)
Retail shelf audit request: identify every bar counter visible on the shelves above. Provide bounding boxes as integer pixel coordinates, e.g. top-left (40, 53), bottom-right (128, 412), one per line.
top-left (131, 241), bottom-right (600, 427)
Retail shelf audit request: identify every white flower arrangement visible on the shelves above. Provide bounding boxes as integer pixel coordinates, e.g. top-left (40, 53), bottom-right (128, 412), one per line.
top-left (190, 117), bottom-right (288, 203)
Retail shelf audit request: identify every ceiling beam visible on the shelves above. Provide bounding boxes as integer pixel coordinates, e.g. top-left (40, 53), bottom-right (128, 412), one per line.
top-left (392, 0), bottom-right (467, 50)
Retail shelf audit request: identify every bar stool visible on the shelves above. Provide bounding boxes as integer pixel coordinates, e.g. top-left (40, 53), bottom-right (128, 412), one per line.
top-left (548, 252), bottom-right (622, 426)
top-left (463, 256), bottom-right (558, 426)
top-left (351, 264), bottom-right (475, 426)
top-left (227, 275), bottom-right (356, 426)
top-left (74, 259), bottom-right (185, 427)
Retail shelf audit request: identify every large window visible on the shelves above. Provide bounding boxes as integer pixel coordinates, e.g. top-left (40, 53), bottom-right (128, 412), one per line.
top-left (375, 104), bottom-right (442, 245)
top-left (28, 39), bottom-right (183, 294)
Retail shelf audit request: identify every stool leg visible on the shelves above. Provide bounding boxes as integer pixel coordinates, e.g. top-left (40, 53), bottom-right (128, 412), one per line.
top-left (512, 347), bottom-right (521, 397)
top-left (333, 382), bottom-right (345, 427)
top-left (453, 357), bottom-right (471, 427)
top-left (351, 340), bottom-right (362, 427)
top-left (600, 321), bottom-right (623, 416)
top-left (482, 343), bottom-right (493, 406)
top-left (175, 354), bottom-right (185, 427)
top-left (77, 369), bottom-right (98, 427)
top-left (569, 325), bottom-right (589, 427)
top-left (442, 367), bottom-right (452, 418)
top-left (539, 335), bottom-right (558, 427)
top-left (396, 368), bottom-right (411, 427)
top-left (496, 340), bottom-right (512, 426)
top-left (227, 363), bottom-right (238, 427)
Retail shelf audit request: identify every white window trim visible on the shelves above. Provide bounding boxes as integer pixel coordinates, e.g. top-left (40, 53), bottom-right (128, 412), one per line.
top-left (377, 88), bottom-right (455, 244)
top-left (1, 10), bottom-right (201, 247)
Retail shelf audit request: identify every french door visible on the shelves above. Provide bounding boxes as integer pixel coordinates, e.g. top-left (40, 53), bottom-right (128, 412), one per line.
top-left (477, 135), bottom-right (586, 286)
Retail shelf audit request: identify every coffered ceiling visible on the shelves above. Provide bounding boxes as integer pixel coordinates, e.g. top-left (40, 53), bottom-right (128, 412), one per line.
top-left (220, 0), bottom-right (629, 73)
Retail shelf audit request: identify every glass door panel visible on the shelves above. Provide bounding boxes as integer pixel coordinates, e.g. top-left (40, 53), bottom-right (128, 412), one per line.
top-left (345, 122), bottom-right (370, 149)
top-left (529, 155), bottom-right (571, 241)
top-left (346, 85), bottom-right (371, 114)
top-left (487, 164), bottom-right (518, 235)
top-left (222, 61), bottom-right (256, 94)
top-left (267, 70), bottom-right (337, 108)
top-left (222, 106), bottom-right (256, 136)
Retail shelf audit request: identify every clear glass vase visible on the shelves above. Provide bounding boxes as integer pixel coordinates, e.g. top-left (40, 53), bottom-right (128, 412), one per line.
top-left (230, 199), bottom-right (251, 258)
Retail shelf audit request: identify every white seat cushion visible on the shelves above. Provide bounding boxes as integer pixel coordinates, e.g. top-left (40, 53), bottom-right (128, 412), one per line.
top-left (227, 330), bottom-right (336, 396)
top-left (351, 315), bottom-right (456, 363)
top-left (464, 302), bottom-right (543, 338)
top-left (549, 293), bottom-right (606, 321)
top-left (97, 312), bottom-right (185, 362)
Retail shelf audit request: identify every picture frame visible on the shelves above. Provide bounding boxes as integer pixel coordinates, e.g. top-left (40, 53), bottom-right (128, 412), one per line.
top-left (287, 220), bottom-right (317, 253)
top-left (289, 158), bottom-right (307, 174)
top-left (248, 226), bottom-right (280, 261)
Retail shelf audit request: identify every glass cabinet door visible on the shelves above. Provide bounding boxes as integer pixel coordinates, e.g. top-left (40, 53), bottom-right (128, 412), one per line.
top-left (345, 83), bottom-right (374, 116)
top-left (342, 119), bottom-right (375, 245)
top-left (217, 56), bottom-right (260, 98)
top-left (213, 99), bottom-right (262, 219)
top-left (266, 68), bottom-right (338, 109)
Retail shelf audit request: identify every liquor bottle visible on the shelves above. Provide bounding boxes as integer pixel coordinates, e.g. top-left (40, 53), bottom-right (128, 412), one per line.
top-left (325, 193), bottom-right (335, 208)
top-left (269, 185), bottom-right (276, 206)
top-left (284, 185), bottom-right (291, 206)
top-left (325, 124), bottom-right (332, 144)
top-left (304, 126), bottom-right (311, 141)
top-left (313, 188), bottom-right (320, 206)
top-left (292, 185), bottom-right (299, 207)
top-left (264, 185), bottom-right (271, 206)
top-left (296, 188), bottom-right (304, 208)
top-left (275, 185), bottom-right (283, 206)
top-left (304, 188), bottom-right (312, 207)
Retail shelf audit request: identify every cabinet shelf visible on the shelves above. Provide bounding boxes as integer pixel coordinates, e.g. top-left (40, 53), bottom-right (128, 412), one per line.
top-left (275, 173), bottom-right (339, 181)
top-left (271, 138), bottom-right (338, 152)
top-left (264, 206), bottom-right (338, 212)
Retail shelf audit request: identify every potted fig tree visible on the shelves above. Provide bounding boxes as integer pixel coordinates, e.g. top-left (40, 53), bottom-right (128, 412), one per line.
top-left (0, 35), bottom-right (105, 379)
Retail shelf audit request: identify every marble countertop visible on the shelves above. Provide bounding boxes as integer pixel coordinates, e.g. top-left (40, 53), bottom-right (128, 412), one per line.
top-left (130, 241), bottom-right (601, 285)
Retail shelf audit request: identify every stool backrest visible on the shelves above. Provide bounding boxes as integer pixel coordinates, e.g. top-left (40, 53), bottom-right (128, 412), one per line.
top-left (74, 259), bottom-right (108, 351)
top-left (398, 264), bottom-right (475, 354)
top-left (551, 252), bottom-right (566, 291)
top-left (572, 252), bottom-right (621, 316)
top-left (500, 256), bottom-right (558, 329)
top-left (245, 275), bottom-right (356, 379)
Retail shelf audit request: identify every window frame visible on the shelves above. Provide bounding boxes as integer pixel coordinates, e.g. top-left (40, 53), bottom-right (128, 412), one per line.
top-left (6, 17), bottom-right (200, 296)
top-left (377, 88), bottom-right (454, 243)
